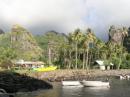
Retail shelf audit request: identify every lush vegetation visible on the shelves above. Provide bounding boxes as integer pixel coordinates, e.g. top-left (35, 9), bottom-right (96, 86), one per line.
top-left (0, 24), bottom-right (42, 69)
top-left (0, 24), bottom-right (130, 69)
top-left (35, 26), bottom-right (130, 69)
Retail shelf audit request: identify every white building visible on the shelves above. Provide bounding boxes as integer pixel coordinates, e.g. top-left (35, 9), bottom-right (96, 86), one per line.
top-left (95, 60), bottom-right (114, 70)
top-left (15, 59), bottom-right (45, 68)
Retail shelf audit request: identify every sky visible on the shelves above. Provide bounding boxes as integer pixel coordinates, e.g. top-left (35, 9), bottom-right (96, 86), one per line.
top-left (0, 0), bottom-right (130, 40)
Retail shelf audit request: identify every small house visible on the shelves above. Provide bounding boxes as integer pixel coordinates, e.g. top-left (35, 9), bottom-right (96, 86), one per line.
top-left (94, 60), bottom-right (114, 70)
top-left (14, 60), bottom-right (44, 69)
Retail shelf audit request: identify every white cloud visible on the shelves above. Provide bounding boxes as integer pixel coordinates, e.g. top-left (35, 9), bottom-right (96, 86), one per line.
top-left (86, 0), bottom-right (130, 40)
top-left (0, 0), bottom-right (130, 40)
top-left (0, 0), bottom-right (87, 33)
top-left (87, 0), bottom-right (130, 24)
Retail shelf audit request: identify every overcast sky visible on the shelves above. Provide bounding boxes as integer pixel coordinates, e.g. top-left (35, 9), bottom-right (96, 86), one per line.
top-left (0, 0), bottom-right (130, 40)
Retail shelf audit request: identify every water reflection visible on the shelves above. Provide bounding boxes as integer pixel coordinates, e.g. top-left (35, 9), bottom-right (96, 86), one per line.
top-left (14, 80), bottom-right (130, 97)
top-left (82, 87), bottom-right (110, 97)
top-left (62, 86), bottom-right (83, 97)
top-left (35, 83), bottom-right (62, 97)
top-left (15, 83), bottom-right (62, 97)
top-left (87, 86), bottom-right (110, 90)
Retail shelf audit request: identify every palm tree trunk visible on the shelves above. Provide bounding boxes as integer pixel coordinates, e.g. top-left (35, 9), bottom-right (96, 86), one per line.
top-left (117, 57), bottom-right (121, 69)
top-left (82, 51), bottom-right (85, 69)
top-left (68, 50), bottom-right (72, 69)
top-left (48, 47), bottom-right (52, 65)
top-left (85, 48), bottom-right (89, 69)
top-left (75, 42), bottom-right (78, 69)
top-left (88, 51), bottom-right (91, 69)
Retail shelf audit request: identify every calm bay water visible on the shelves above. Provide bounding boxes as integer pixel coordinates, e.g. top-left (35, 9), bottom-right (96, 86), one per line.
top-left (15, 79), bottom-right (130, 97)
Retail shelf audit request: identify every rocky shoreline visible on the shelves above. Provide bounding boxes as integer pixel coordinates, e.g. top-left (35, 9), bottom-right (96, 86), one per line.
top-left (29, 69), bottom-right (130, 81)
top-left (0, 71), bottom-right (53, 93)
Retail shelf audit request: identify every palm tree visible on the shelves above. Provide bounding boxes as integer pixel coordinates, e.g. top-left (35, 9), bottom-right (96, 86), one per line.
top-left (69, 29), bottom-right (84, 69)
top-left (95, 39), bottom-right (105, 59)
top-left (114, 44), bottom-right (128, 69)
top-left (121, 27), bottom-right (128, 45)
top-left (83, 28), bottom-right (97, 69)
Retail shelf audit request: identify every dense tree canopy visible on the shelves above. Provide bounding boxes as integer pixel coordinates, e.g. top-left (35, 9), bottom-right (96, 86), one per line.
top-left (0, 25), bottom-right (130, 69)
top-left (0, 25), bottom-right (43, 67)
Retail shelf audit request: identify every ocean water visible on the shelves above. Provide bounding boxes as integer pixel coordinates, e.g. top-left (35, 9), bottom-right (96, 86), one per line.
top-left (15, 79), bottom-right (130, 97)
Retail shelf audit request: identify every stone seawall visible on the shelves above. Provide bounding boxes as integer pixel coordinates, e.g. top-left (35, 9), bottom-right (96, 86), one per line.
top-left (28, 69), bottom-right (130, 81)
